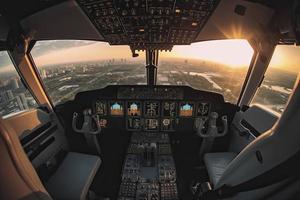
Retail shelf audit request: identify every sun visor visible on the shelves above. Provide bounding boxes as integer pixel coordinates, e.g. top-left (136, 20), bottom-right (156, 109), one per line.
top-left (196, 0), bottom-right (274, 42)
top-left (21, 1), bottom-right (104, 41)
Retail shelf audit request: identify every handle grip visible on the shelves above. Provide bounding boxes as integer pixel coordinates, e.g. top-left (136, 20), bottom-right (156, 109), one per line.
top-left (217, 115), bottom-right (228, 137)
top-left (72, 111), bottom-right (101, 135)
top-left (195, 112), bottom-right (228, 138)
top-left (72, 112), bottom-right (83, 133)
top-left (195, 117), bottom-right (208, 137)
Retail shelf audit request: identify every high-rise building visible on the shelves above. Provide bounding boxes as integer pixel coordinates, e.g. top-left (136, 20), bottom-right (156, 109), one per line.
top-left (9, 78), bottom-right (19, 90)
top-left (41, 69), bottom-right (47, 78)
top-left (0, 90), bottom-right (14, 103)
top-left (16, 93), bottom-right (29, 110)
top-left (7, 90), bottom-right (14, 100)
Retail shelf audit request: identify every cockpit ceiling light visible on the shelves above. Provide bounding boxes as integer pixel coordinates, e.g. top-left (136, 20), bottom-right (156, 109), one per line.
top-left (175, 9), bottom-right (181, 13)
top-left (192, 22), bottom-right (198, 26)
top-left (139, 28), bottom-right (145, 32)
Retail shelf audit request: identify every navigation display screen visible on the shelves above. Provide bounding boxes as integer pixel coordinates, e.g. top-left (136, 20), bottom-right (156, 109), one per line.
top-left (179, 102), bottom-right (194, 117)
top-left (144, 119), bottom-right (159, 131)
top-left (162, 101), bottom-right (176, 117)
top-left (127, 101), bottom-right (142, 116)
top-left (196, 102), bottom-right (210, 116)
top-left (110, 101), bottom-right (124, 116)
top-left (144, 101), bottom-right (160, 117)
top-left (95, 100), bottom-right (107, 116)
top-left (127, 117), bottom-right (141, 130)
top-left (161, 118), bottom-right (175, 131)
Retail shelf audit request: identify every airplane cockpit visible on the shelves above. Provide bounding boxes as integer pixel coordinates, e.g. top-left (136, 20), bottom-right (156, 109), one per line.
top-left (1, 0), bottom-right (300, 200)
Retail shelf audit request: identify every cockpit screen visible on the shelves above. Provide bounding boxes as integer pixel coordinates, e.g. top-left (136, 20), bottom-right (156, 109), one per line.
top-left (144, 101), bottom-right (160, 117)
top-left (127, 101), bottom-right (141, 116)
top-left (162, 101), bottom-right (177, 117)
top-left (110, 101), bottom-right (124, 116)
top-left (179, 102), bottom-right (194, 117)
top-left (161, 118), bottom-right (175, 131)
top-left (196, 102), bottom-right (210, 116)
top-left (95, 100), bottom-right (107, 116)
top-left (127, 117), bottom-right (141, 131)
top-left (144, 119), bottom-right (159, 131)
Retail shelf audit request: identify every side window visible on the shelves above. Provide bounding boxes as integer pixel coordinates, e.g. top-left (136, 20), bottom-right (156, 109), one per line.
top-left (251, 45), bottom-right (300, 114)
top-left (0, 51), bottom-right (38, 117)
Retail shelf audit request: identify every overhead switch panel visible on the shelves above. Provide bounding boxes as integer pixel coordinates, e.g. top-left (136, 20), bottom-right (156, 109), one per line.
top-left (77, 0), bottom-right (219, 51)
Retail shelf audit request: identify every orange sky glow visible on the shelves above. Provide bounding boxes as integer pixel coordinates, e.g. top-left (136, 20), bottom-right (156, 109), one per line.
top-left (1, 39), bottom-right (299, 73)
top-left (32, 39), bottom-right (300, 73)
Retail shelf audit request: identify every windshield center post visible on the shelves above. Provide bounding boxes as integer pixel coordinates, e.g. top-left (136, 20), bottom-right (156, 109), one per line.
top-left (145, 49), bottom-right (159, 85)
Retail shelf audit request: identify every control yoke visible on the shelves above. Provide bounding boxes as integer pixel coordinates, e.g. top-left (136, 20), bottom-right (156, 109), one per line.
top-left (72, 109), bottom-right (101, 135)
top-left (195, 112), bottom-right (228, 157)
top-left (72, 109), bottom-right (101, 154)
top-left (196, 112), bottom-right (228, 138)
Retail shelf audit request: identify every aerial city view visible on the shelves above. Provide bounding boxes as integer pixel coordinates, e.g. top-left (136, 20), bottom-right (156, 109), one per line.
top-left (0, 52), bottom-right (38, 117)
top-left (0, 40), bottom-right (298, 116)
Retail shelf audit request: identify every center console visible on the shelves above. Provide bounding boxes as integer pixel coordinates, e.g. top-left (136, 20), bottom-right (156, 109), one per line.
top-left (118, 132), bottom-right (178, 200)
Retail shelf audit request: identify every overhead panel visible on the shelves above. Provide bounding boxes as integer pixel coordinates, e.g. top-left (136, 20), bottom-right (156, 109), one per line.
top-left (76, 0), bottom-right (220, 51)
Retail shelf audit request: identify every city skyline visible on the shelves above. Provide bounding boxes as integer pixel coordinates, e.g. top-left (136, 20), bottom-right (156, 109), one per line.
top-left (1, 39), bottom-right (300, 73)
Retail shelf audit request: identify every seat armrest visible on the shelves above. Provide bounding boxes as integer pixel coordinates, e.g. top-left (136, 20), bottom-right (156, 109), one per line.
top-left (45, 152), bottom-right (101, 200)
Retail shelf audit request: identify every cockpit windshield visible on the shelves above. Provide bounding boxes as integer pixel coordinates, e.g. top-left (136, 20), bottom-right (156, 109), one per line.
top-left (30, 39), bottom-right (253, 105)
top-left (31, 41), bottom-right (146, 105)
top-left (158, 40), bottom-right (253, 103)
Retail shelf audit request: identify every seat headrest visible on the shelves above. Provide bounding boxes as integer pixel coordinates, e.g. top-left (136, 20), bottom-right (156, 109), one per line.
top-left (0, 118), bottom-right (51, 200)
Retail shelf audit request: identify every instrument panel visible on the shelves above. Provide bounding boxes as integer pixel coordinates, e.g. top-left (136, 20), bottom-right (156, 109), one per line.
top-left (74, 85), bottom-right (225, 132)
top-left (94, 99), bottom-right (210, 132)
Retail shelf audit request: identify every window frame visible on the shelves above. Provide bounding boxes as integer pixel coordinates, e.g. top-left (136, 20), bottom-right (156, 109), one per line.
top-left (249, 44), bottom-right (299, 114)
top-left (27, 40), bottom-right (56, 109)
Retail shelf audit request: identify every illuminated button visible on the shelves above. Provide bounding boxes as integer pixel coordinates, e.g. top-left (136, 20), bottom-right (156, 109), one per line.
top-left (175, 9), bottom-right (181, 13)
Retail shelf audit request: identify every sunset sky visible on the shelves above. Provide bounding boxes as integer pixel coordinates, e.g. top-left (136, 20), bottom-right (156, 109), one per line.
top-left (1, 39), bottom-right (300, 73)
top-left (32, 39), bottom-right (300, 72)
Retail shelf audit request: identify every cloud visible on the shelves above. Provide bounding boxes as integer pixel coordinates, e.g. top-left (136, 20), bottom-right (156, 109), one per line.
top-left (31, 40), bottom-right (98, 57)
top-left (33, 42), bottom-right (135, 66)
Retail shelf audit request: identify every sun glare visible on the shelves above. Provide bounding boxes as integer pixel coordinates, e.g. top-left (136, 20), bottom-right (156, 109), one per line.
top-left (162, 39), bottom-right (254, 68)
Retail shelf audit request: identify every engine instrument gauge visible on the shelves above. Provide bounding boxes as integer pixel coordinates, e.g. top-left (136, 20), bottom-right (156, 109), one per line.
top-left (95, 100), bottom-right (107, 116)
top-left (197, 102), bottom-right (210, 116)
top-left (161, 118), bottom-right (175, 131)
top-left (144, 119), bottom-right (159, 131)
top-left (162, 101), bottom-right (177, 117)
top-left (127, 117), bottom-right (141, 130)
top-left (144, 101), bottom-right (160, 117)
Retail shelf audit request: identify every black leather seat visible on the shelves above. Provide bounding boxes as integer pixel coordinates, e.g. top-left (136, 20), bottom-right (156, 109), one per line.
top-left (204, 152), bottom-right (237, 186)
top-left (45, 152), bottom-right (101, 200)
